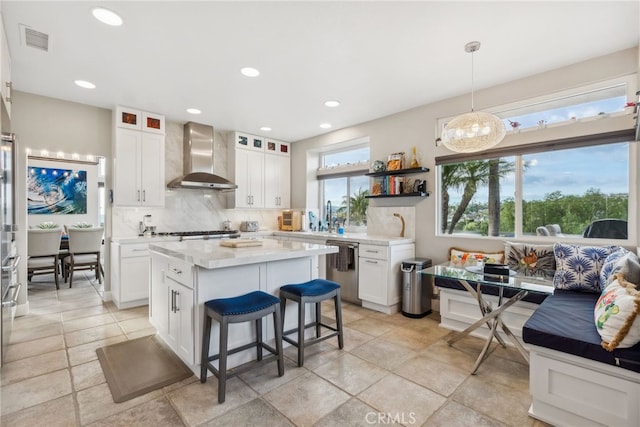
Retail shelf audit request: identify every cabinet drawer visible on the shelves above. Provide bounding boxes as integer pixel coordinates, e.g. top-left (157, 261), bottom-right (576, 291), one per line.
top-left (166, 260), bottom-right (193, 288)
top-left (121, 243), bottom-right (150, 257)
top-left (359, 244), bottom-right (387, 260)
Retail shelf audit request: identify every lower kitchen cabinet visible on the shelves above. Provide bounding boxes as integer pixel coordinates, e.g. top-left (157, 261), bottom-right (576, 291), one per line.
top-left (110, 242), bottom-right (150, 309)
top-left (358, 243), bottom-right (415, 314)
top-left (149, 253), bottom-right (195, 365)
top-left (166, 281), bottom-right (194, 365)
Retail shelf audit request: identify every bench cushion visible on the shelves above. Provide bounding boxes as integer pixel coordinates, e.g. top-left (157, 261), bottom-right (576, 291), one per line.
top-left (523, 289), bottom-right (640, 373)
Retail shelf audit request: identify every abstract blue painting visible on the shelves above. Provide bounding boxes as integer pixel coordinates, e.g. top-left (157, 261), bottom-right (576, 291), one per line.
top-left (27, 166), bottom-right (87, 214)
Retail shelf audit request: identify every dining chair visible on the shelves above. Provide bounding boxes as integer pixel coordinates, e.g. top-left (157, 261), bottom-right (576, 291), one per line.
top-left (63, 227), bottom-right (104, 288)
top-left (27, 228), bottom-right (63, 289)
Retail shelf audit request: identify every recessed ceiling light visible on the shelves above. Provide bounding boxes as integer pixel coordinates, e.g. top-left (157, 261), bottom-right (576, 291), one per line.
top-left (324, 100), bottom-right (340, 108)
top-left (92, 7), bottom-right (123, 26)
top-left (240, 67), bottom-right (260, 77)
top-left (74, 80), bottom-right (96, 89)
top-left (320, 123), bottom-right (332, 129)
top-left (186, 108), bottom-right (201, 114)
top-left (260, 127), bottom-right (272, 132)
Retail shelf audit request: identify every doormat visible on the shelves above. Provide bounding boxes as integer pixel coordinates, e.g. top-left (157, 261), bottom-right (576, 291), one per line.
top-left (96, 335), bottom-right (193, 403)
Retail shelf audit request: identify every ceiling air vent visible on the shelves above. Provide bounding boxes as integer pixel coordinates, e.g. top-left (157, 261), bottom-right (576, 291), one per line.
top-left (20, 25), bottom-right (49, 52)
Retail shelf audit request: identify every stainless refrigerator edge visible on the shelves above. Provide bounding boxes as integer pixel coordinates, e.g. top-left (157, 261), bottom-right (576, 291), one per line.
top-left (1, 130), bottom-right (20, 366)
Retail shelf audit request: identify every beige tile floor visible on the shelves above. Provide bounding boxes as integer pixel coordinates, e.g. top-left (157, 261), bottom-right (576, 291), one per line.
top-left (0, 272), bottom-right (552, 426)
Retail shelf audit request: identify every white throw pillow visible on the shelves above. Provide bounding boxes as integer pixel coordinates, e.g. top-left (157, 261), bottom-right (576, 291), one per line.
top-left (594, 273), bottom-right (640, 350)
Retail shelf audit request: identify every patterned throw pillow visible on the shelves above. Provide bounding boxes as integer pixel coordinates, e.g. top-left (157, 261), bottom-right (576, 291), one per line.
top-left (594, 273), bottom-right (640, 350)
top-left (504, 242), bottom-right (555, 279)
top-left (600, 249), bottom-right (640, 291)
top-left (553, 243), bottom-right (619, 292)
top-left (449, 247), bottom-right (504, 267)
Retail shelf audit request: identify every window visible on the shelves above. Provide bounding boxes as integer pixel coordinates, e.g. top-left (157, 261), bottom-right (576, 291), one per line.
top-left (437, 78), bottom-right (636, 241)
top-left (496, 84), bottom-right (627, 131)
top-left (438, 135), bottom-right (632, 240)
top-left (317, 145), bottom-right (370, 229)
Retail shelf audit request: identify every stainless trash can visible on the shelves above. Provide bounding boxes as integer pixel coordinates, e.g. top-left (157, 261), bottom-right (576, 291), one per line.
top-left (401, 258), bottom-right (432, 318)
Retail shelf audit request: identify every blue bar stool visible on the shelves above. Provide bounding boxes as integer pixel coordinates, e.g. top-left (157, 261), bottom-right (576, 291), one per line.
top-left (279, 279), bottom-right (344, 367)
top-left (200, 290), bottom-right (284, 403)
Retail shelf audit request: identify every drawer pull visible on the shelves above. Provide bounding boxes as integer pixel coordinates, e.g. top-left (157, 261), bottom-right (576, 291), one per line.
top-left (171, 268), bottom-right (182, 275)
top-left (365, 260), bottom-right (378, 264)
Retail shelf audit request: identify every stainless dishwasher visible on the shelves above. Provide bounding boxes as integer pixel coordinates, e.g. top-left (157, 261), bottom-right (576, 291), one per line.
top-left (325, 240), bottom-right (360, 305)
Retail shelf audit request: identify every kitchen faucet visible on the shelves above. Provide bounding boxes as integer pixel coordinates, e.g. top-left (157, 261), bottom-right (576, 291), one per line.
top-left (326, 200), bottom-right (333, 233)
top-left (393, 212), bottom-right (405, 238)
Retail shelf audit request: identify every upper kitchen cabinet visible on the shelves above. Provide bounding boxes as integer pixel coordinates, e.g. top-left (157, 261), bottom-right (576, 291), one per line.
top-left (264, 137), bottom-right (291, 208)
top-left (228, 132), bottom-right (291, 209)
top-left (234, 132), bottom-right (266, 152)
top-left (0, 14), bottom-right (12, 118)
top-left (113, 106), bottom-right (165, 207)
top-left (228, 132), bottom-right (264, 208)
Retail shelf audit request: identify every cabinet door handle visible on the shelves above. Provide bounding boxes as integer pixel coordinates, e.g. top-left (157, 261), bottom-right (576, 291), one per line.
top-left (5, 81), bottom-right (12, 103)
top-left (174, 291), bottom-right (180, 312)
top-left (142, 190), bottom-right (146, 202)
top-left (170, 289), bottom-right (175, 313)
top-left (137, 190), bottom-right (141, 202)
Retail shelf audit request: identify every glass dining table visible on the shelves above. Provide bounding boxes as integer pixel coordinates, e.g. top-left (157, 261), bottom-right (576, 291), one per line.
top-left (422, 263), bottom-right (554, 374)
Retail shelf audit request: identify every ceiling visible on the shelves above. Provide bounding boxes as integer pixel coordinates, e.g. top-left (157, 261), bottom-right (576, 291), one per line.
top-left (2, 1), bottom-right (639, 142)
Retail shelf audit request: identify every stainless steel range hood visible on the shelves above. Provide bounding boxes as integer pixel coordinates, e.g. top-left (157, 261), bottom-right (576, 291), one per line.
top-left (167, 122), bottom-right (237, 190)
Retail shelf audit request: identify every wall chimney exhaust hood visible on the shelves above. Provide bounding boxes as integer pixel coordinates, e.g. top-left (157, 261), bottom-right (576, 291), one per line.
top-left (167, 122), bottom-right (237, 190)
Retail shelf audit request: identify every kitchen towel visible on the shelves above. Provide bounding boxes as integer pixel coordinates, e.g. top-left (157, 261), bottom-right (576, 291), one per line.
top-left (330, 245), bottom-right (353, 272)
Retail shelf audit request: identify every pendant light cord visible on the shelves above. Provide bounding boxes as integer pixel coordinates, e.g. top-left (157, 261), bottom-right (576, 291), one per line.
top-left (470, 49), bottom-right (475, 112)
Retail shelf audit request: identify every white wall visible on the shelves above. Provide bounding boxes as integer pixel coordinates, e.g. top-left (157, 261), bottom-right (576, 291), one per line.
top-left (291, 47), bottom-right (639, 264)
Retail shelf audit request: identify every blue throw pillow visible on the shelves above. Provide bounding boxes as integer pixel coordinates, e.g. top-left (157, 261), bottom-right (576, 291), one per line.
top-left (600, 249), bottom-right (640, 291)
top-left (553, 243), bottom-right (619, 293)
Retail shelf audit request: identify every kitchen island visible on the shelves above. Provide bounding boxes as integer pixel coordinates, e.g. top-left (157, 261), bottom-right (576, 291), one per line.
top-left (148, 237), bottom-right (338, 375)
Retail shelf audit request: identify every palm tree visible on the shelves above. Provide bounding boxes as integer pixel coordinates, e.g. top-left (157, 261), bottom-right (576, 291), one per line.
top-left (340, 187), bottom-right (369, 226)
top-left (443, 159), bottom-right (514, 234)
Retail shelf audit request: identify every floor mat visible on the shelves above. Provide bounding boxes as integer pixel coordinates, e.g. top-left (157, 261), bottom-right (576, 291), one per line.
top-left (96, 335), bottom-right (193, 403)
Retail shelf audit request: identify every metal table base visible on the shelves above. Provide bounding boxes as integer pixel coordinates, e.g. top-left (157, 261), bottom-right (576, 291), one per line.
top-left (447, 279), bottom-right (530, 374)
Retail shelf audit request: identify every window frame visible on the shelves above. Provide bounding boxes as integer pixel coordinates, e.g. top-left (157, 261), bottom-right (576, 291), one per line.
top-left (316, 141), bottom-right (370, 228)
top-left (435, 74), bottom-right (637, 142)
top-left (434, 74), bottom-right (638, 245)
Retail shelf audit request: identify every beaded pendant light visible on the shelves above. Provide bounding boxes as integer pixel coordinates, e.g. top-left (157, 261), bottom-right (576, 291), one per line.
top-left (441, 41), bottom-right (506, 153)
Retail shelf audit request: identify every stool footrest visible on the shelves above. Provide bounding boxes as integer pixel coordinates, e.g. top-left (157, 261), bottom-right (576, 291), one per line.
top-left (283, 321), bottom-right (338, 338)
top-left (283, 330), bottom-right (339, 347)
top-left (204, 354), bottom-right (282, 381)
top-left (205, 339), bottom-right (278, 364)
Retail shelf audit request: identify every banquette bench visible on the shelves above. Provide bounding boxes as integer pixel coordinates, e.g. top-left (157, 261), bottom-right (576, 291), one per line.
top-left (435, 244), bottom-right (640, 427)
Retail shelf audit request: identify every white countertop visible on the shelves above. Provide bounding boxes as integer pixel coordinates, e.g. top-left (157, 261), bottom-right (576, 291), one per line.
top-left (113, 231), bottom-right (414, 246)
top-left (271, 231), bottom-right (414, 246)
top-left (149, 237), bottom-right (338, 269)
top-left (111, 235), bottom-right (180, 244)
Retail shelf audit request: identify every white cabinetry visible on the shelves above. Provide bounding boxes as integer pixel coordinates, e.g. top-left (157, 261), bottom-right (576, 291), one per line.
top-left (0, 14), bottom-right (12, 118)
top-left (228, 132), bottom-right (290, 209)
top-left (150, 253), bottom-right (195, 365)
top-left (110, 242), bottom-right (150, 309)
top-left (233, 147), bottom-right (264, 208)
top-left (113, 107), bottom-right (165, 207)
top-left (264, 153), bottom-right (290, 208)
top-left (358, 243), bottom-right (415, 314)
